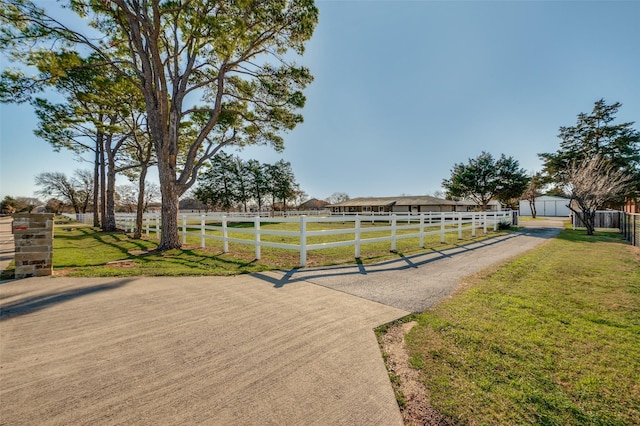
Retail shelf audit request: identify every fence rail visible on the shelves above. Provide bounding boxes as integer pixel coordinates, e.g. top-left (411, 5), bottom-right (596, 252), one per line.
top-left (621, 212), bottom-right (640, 247)
top-left (110, 210), bottom-right (514, 266)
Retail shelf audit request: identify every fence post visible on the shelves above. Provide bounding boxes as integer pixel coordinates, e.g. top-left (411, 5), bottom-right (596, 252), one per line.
top-left (440, 212), bottom-right (446, 243)
top-left (458, 212), bottom-right (463, 239)
top-left (200, 215), bottom-right (205, 248)
top-left (419, 214), bottom-right (425, 248)
top-left (355, 215), bottom-right (361, 258)
top-left (145, 215), bottom-right (150, 236)
top-left (254, 215), bottom-right (261, 260)
top-left (222, 215), bottom-right (229, 253)
top-left (471, 212), bottom-right (476, 237)
top-left (182, 215), bottom-right (187, 244)
top-left (483, 211), bottom-right (487, 234)
top-left (391, 214), bottom-right (397, 252)
top-left (493, 212), bottom-right (498, 231)
top-left (300, 215), bottom-right (307, 267)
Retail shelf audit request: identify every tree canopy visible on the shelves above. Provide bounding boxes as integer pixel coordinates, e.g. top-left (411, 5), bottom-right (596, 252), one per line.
top-left (539, 99), bottom-right (640, 198)
top-left (1, 0), bottom-right (318, 249)
top-left (194, 154), bottom-right (299, 212)
top-left (0, 196), bottom-right (40, 214)
top-left (34, 170), bottom-right (93, 214)
top-left (522, 172), bottom-right (544, 218)
top-left (562, 155), bottom-right (633, 235)
top-left (442, 151), bottom-right (529, 210)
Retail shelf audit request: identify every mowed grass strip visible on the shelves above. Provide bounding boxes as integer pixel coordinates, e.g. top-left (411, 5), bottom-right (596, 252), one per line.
top-left (405, 230), bottom-right (640, 425)
top-left (49, 218), bottom-right (509, 277)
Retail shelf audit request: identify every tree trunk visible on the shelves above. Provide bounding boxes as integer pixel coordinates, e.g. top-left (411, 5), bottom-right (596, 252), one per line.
top-left (134, 166), bottom-right (147, 239)
top-left (93, 135), bottom-right (101, 227)
top-left (103, 135), bottom-right (117, 231)
top-left (100, 142), bottom-right (106, 229)
top-left (585, 210), bottom-right (596, 235)
top-left (570, 206), bottom-right (596, 235)
top-left (529, 199), bottom-right (537, 218)
top-left (157, 161), bottom-right (182, 250)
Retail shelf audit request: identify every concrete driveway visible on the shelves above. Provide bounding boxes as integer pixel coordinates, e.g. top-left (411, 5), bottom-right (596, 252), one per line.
top-left (0, 218), bottom-right (564, 425)
top-left (1, 275), bottom-right (408, 425)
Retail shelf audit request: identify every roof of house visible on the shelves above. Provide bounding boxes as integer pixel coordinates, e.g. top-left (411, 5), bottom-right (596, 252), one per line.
top-left (300, 198), bottom-right (330, 209)
top-left (329, 196), bottom-right (458, 208)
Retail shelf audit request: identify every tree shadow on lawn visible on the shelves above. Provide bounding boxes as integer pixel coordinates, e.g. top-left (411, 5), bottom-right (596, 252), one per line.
top-left (54, 226), bottom-right (97, 240)
top-left (132, 248), bottom-right (259, 272)
top-left (56, 228), bottom-right (157, 267)
top-left (0, 278), bottom-right (135, 320)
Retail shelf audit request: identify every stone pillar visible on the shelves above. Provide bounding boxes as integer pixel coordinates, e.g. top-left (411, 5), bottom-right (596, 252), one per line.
top-left (12, 213), bottom-right (54, 278)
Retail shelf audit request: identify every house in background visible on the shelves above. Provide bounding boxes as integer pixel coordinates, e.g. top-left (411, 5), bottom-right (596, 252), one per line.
top-left (299, 198), bottom-right (330, 210)
top-left (624, 197), bottom-right (639, 214)
top-left (519, 195), bottom-right (571, 217)
top-left (328, 196), bottom-right (501, 214)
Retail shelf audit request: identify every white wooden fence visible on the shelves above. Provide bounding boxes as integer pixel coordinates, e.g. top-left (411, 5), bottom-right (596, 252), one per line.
top-left (114, 211), bottom-right (514, 266)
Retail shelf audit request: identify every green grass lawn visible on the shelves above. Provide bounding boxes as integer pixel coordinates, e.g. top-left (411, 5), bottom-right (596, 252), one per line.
top-left (405, 230), bottom-right (640, 424)
top-left (51, 225), bottom-right (274, 277)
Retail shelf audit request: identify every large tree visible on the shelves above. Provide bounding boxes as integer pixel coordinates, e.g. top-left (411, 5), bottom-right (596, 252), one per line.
top-left (245, 159), bottom-right (270, 212)
top-left (34, 170), bottom-right (93, 214)
top-left (442, 152), bottom-right (529, 210)
top-left (0, 196), bottom-right (40, 214)
top-left (327, 192), bottom-right (350, 204)
top-left (1, 0), bottom-right (318, 250)
top-left (522, 172), bottom-right (544, 218)
top-left (539, 99), bottom-right (640, 199)
top-left (120, 114), bottom-right (157, 238)
top-left (267, 160), bottom-right (297, 212)
top-left (194, 152), bottom-right (239, 211)
top-left (194, 155), bottom-right (300, 213)
top-left (2, 51), bottom-right (145, 230)
top-left (563, 155), bottom-right (633, 235)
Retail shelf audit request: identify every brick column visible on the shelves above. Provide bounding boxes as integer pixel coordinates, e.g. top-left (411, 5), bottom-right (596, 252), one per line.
top-left (12, 213), bottom-right (54, 278)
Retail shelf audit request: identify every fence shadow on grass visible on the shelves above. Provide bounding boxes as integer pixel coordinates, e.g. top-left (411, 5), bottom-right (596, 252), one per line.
top-left (0, 278), bottom-right (135, 320)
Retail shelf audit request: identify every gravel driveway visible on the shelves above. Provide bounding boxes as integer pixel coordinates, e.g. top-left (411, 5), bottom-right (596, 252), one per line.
top-left (268, 219), bottom-right (564, 312)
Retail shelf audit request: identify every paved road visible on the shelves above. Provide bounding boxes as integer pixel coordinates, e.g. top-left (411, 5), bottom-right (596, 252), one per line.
top-left (0, 218), bottom-right (564, 425)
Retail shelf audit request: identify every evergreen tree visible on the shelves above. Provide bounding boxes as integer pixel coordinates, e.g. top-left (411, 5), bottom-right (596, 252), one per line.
top-left (539, 99), bottom-right (640, 200)
top-left (442, 152), bottom-right (529, 210)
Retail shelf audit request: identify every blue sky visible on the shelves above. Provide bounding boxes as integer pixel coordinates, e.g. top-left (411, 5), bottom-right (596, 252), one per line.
top-left (1, 0), bottom-right (639, 201)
